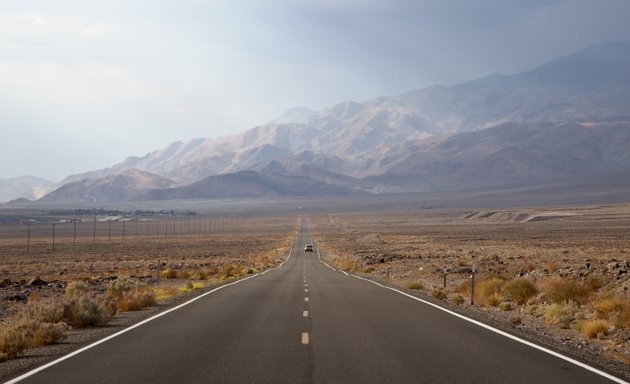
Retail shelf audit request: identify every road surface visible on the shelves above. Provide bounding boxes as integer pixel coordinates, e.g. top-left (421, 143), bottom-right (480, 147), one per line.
top-left (6, 217), bottom-right (626, 383)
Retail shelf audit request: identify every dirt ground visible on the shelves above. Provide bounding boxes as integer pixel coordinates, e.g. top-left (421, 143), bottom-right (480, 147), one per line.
top-left (310, 204), bottom-right (630, 372)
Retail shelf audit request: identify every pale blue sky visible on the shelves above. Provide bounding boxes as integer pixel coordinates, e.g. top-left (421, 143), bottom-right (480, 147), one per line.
top-left (2, 0), bottom-right (630, 180)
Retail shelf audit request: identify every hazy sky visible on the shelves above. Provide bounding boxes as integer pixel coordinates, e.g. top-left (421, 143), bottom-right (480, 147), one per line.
top-left (2, 0), bottom-right (630, 181)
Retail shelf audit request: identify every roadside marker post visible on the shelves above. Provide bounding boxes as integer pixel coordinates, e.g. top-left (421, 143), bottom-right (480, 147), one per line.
top-left (157, 259), bottom-right (161, 285)
top-left (443, 266), bottom-right (447, 288)
top-left (471, 262), bottom-right (476, 305)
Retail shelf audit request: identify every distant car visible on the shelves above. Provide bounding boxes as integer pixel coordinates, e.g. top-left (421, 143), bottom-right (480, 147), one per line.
top-left (304, 244), bottom-right (313, 252)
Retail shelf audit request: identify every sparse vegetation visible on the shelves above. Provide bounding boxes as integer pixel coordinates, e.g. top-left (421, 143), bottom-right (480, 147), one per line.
top-left (503, 279), bottom-right (538, 305)
top-left (405, 281), bottom-right (424, 290)
top-left (432, 288), bottom-right (447, 300)
top-left (541, 278), bottom-right (589, 304)
top-left (544, 303), bottom-right (576, 329)
top-left (581, 320), bottom-right (610, 339)
top-left (476, 278), bottom-right (506, 306)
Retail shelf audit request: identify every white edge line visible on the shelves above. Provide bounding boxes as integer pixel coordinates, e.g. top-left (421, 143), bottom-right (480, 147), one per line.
top-left (317, 249), bottom-right (335, 271)
top-left (5, 249), bottom-right (294, 384)
top-left (347, 273), bottom-right (629, 384)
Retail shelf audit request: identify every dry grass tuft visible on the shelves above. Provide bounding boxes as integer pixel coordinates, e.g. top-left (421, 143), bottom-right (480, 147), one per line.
top-left (581, 320), bottom-right (609, 339)
top-left (405, 281), bottom-right (424, 290)
top-left (541, 278), bottom-right (589, 304)
top-left (64, 281), bottom-right (114, 327)
top-left (544, 302), bottom-right (576, 329)
top-left (0, 319), bottom-right (68, 361)
top-left (432, 288), bottom-right (447, 300)
top-left (117, 288), bottom-right (156, 312)
top-left (20, 299), bottom-right (65, 323)
top-left (477, 278), bottom-right (506, 306)
top-left (499, 302), bottom-right (513, 311)
top-left (594, 296), bottom-right (630, 328)
top-left (503, 279), bottom-right (538, 305)
top-left (108, 277), bottom-right (156, 312)
top-left (451, 295), bottom-right (465, 305)
top-left (162, 269), bottom-right (178, 279)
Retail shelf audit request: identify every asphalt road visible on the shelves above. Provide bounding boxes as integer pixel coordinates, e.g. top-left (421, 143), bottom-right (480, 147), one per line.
top-left (6, 217), bottom-right (626, 384)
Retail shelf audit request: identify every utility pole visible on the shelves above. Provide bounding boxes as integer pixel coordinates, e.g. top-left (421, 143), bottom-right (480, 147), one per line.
top-left (52, 222), bottom-right (56, 252)
top-left (73, 218), bottom-right (77, 245)
top-left (93, 217), bottom-right (97, 245)
top-left (26, 222), bottom-right (31, 254)
top-left (108, 218), bottom-right (112, 241)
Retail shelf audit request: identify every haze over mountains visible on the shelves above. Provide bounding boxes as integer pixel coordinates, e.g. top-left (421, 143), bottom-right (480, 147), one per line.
top-left (4, 42), bottom-right (630, 203)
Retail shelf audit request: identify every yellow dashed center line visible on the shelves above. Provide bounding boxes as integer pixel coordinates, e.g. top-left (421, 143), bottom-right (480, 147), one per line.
top-left (302, 332), bottom-right (309, 345)
top-left (303, 310), bottom-right (309, 317)
top-left (304, 297), bottom-right (309, 302)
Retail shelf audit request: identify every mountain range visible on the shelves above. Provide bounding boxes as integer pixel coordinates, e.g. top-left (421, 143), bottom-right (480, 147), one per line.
top-left (3, 41), bottom-right (630, 203)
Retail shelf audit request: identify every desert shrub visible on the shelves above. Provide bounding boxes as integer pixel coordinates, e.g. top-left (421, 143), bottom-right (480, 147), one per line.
top-left (432, 288), bottom-right (447, 300)
top-left (364, 267), bottom-right (376, 273)
top-left (503, 279), bottom-right (538, 305)
top-left (65, 295), bottom-right (113, 327)
top-left (594, 296), bottom-right (630, 328)
top-left (0, 324), bottom-right (29, 361)
top-left (198, 271), bottom-right (208, 280)
top-left (20, 319), bottom-right (68, 348)
top-left (0, 319), bottom-right (68, 361)
top-left (336, 259), bottom-right (354, 273)
top-left (108, 277), bottom-right (156, 312)
top-left (65, 281), bottom-right (89, 298)
top-left (178, 270), bottom-right (191, 279)
top-left (220, 264), bottom-right (240, 280)
top-left (108, 276), bottom-right (139, 298)
top-left (510, 316), bottom-right (522, 325)
top-left (544, 303), bottom-right (576, 329)
top-left (581, 320), bottom-right (609, 339)
top-left (405, 281), bottom-right (424, 290)
top-left (153, 286), bottom-right (179, 300)
top-left (499, 302), bottom-right (513, 311)
top-left (62, 281), bottom-right (114, 326)
top-left (162, 269), bottom-right (178, 279)
top-left (455, 280), bottom-right (471, 296)
top-left (117, 288), bottom-right (156, 312)
top-left (477, 278), bottom-right (506, 306)
top-left (541, 278), bottom-right (588, 304)
top-left (586, 277), bottom-right (603, 291)
top-left (451, 295), bottom-right (465, 305)
top-left (20, 299), bottom-right (65, 323)
top-left (485, 292), bottom-right (502, 307)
